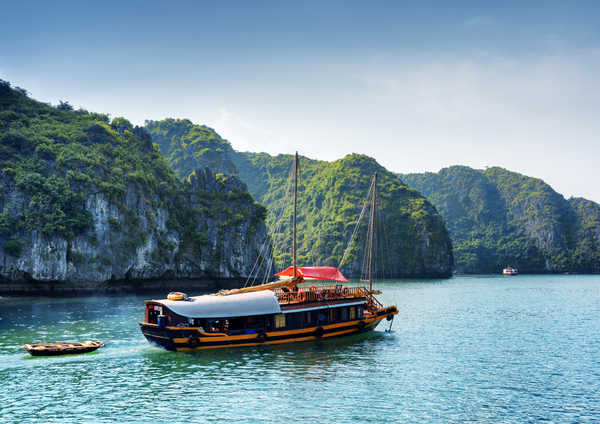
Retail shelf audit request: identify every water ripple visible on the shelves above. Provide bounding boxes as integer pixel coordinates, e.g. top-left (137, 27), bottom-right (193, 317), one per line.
top-left (1, 276), bottom-right (600, 423)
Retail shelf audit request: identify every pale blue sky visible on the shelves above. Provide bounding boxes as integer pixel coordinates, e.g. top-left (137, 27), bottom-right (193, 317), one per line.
top-left (2, 1), bottom-right (599, 201)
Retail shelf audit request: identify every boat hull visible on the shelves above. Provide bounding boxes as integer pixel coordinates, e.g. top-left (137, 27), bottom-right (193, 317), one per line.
top-left (140, 307), bottom-right (396, 351)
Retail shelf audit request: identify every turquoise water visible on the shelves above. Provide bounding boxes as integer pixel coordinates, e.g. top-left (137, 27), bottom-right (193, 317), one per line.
top-left (1, 275), bottom-right (599, 423)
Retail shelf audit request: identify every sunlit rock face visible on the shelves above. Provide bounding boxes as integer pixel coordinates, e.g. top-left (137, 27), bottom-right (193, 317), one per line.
top-left (0, 169), bottom-right (269, 286)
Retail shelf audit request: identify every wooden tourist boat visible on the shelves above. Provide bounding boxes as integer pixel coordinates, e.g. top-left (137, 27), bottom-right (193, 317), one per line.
top-left (139, 276), bottom-right (397, 351)
top-left (23, 341), bottom-right (104, 356)
top-left (139, 153), bottom-right (398, 351)
top-left (502, 266), bottom-right (518, 276)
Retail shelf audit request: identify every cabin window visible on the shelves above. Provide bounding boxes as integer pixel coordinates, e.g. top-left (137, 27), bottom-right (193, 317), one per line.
top-left (357, 306), bottom-right (363, 318)
top-left (329, 308), bottom-right (337, 323)
top-left (146, 304), bottom-right (162, 324)
top-left (317, 312), bottom-right (327, 324)
top-left (285, 312), bottom-right (304, 329)
top-left (305, 311), bottom-right (313, 324)
top-left (247, 316), bottom-right (267, 332)
top-left (349, 307), bottom-right (356, 320)
top-left (340, 307), bottom-right (349, 321)
top-left (207, 320), bottom-right (227, 332)
top-left (275, 314), bottom-right (286, 329)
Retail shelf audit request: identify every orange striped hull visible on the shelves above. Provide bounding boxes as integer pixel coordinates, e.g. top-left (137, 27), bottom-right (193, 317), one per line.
top-left (140, 306), bottom-right (397, 351)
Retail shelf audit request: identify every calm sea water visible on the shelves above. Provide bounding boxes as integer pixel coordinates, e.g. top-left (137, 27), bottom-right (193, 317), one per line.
top-left (1, 275), bottom-right (599, 423)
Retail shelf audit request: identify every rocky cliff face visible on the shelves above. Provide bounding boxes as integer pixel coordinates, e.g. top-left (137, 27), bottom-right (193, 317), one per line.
top-left (0, 169), bottom-right (266, 283)
top-left (402, 166), bottom-right (600, 273)
top-left (484, 167), bottom-right (574, 262)
top-left (0, 81), bottom-right (269, 289)
top-left (0, 168), bottom-right (268, 286)
top-left (569, 197), bottom-right (600, 272)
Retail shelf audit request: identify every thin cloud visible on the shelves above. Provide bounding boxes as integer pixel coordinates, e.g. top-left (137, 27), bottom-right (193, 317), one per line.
top-left (352, 50), bottom-right (600, 201)
top-left (213, 107), bottom-right (282, 153)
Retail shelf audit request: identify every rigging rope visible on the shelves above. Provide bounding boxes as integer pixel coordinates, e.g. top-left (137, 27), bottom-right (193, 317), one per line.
top-left (338, 178), bottom-right (374, 270)
top-left (378, 199), bottom-right (392, 280)
top-left (357, 179), bottom-right (376, 282)
top-left (244, 164), bottom-right (295, 287)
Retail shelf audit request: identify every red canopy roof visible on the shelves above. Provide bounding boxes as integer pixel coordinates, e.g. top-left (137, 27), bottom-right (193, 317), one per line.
top-left (275, 266), bottom-right (348, 282)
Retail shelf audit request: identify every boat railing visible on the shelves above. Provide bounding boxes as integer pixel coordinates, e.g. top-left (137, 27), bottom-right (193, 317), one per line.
top-left (366, 293), bottom-right (383, 312)
top-left (275, 285), bottom-right (373, 305)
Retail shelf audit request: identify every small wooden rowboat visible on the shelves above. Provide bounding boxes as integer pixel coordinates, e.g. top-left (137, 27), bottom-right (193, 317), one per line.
top-left (23, 341), bottom-right (104, 356)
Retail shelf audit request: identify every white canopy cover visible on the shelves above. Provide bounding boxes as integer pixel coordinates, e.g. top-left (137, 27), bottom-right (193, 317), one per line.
top-left (157, 290), bottom-right (282, 318)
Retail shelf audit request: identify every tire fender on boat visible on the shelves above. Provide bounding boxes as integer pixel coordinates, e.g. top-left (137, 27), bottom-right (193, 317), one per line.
top-left (257, 332), bottom-right (267, 342)
top-left (386, 313), bottom-right (394, 321)
top-left (358, 320), bottom-right (366, 330)
top-left (314, 327), bottom-right (324, 338)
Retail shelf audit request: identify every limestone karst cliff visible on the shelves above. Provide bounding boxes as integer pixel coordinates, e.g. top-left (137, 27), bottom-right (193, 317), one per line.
top-left (0, 81), bottom-right (269, 290)
top-left (402, 166), bottom-right (600, 273)
top-left (146, 119), bottom-right (454, 278)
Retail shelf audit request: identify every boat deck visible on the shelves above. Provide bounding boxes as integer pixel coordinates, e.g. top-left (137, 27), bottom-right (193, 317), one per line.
top-left (275, 285), bottom-right (383, 311)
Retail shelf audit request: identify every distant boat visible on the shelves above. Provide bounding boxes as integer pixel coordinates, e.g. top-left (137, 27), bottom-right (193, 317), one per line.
top-left (502, 267), bottom-right (518, 276)
top-left (23, 341), bottom-right (104, 356)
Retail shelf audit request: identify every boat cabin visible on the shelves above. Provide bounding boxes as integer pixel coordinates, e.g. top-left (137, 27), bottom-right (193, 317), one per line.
top-left (144, 285), bottom-right (371, 336)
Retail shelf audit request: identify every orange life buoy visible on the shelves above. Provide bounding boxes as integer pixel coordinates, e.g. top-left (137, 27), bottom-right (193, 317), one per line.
top-left (167, 292), bottom-right (187, 301)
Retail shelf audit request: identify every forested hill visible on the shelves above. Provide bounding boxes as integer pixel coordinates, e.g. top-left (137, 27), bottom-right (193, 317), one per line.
top-left (146, 119), bottom-right (454, 278)
top-left (145, 119), bottom-right (237, 177)
top-left (402, 166), bottom-right (600, 274)
top-left (0, 81), bottom-right (269, 288)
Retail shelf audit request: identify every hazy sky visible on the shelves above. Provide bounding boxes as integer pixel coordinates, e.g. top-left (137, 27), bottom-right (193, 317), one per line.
top-left (2, 1), bottom-right (599, 201)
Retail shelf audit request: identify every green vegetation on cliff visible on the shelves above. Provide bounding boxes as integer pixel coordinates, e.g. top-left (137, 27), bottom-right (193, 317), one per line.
top-left (402, 166), bottom-right (600, 273)
top-left (145, 118), bottom-right (453, 278)
top-left (234, 152), bottom-right (453, 277)
top-left (145, 119), bottom-right (237, 178)
top-left (568, 197), bottom-right (600, 271)
top-left (0, 81), bottom-right (268, 282)
top-left (0, 81), bottom-right (174, 243)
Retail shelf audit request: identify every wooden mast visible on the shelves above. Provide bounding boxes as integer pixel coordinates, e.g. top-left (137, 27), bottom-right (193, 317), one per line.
top-left (368, 172), bottom-right (377, 293)
top-left (293, 151), bottom-right (298, 278)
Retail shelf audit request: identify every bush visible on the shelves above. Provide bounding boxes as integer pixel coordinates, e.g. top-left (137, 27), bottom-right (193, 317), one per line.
top-left (3, 239), bottom-right (24, 257)
top-left (108, 216), bottom-right (122, 231)
top-left (67, 249), bottom-right (86, 264)
top-left (0, 214), bottom-right (15, 237)
top-left (111, 117), bottom-right (133, 133)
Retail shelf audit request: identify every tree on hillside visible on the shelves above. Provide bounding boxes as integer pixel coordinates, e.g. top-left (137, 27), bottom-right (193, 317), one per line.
top-left (57, 100), bottom-right (73, 111)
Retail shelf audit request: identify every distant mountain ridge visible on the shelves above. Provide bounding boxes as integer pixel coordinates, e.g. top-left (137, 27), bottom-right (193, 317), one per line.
top-left (146, 119), bottom-right (454, 278)
top-left (145, 118), bottom-right (600, 275)
top-left (401, 166), bottom-right (600, 273)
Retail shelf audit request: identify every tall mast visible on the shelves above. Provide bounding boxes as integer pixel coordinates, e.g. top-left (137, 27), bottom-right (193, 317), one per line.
top-left (293, 151), bottom-right (298, 278)
top-left (368, 172), bottom-right (377, 293)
